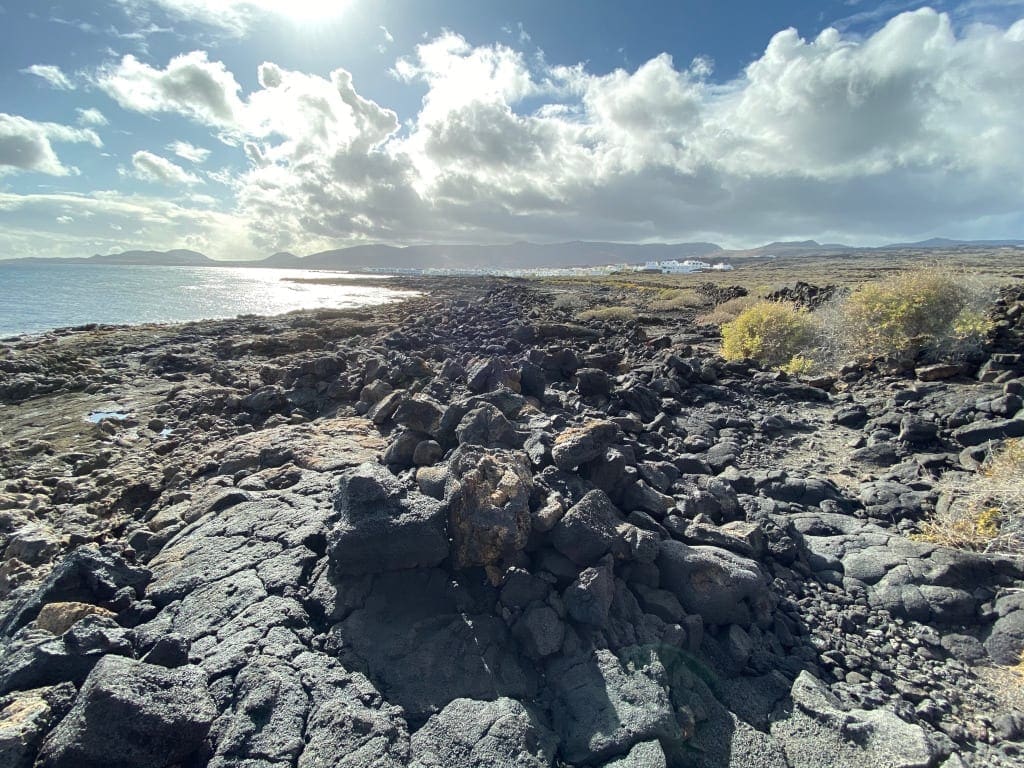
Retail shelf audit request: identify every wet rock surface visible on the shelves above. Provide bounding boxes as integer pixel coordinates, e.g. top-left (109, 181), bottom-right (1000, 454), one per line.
top-left (1, 277), bottom-right (1023, 767)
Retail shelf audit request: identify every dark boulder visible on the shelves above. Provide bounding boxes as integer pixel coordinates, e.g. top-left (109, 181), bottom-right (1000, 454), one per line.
top-left (328, 463), bottom-right (448, 576)
top-left (35, 656), bottom-right (215, 768)
top-left (551, 420), bottom-right (623, 471)
top-left (550, 490), bottom-right (623, 566)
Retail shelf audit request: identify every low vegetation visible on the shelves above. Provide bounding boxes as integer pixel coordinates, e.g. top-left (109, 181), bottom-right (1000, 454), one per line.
top-left (648, 288), bottom-right (704, 312)
top-left (919, 440), bottom-right (1024, 552)
top-left (835, 268), bottom-right (993, 365)
top-left (697, 295), bottom-right (760, 327)
top-left (719, 300), bottom-right (816, 369)
top-left (577, 306), bottom-right (636, 322)
top-left (715, 268), bottom-right (996, 375)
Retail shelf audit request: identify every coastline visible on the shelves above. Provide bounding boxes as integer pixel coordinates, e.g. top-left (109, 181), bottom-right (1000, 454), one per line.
top-left (1, 274), bottom-right (1023, 767)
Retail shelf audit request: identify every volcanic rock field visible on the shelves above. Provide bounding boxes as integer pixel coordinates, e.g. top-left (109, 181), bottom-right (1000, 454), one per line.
top-left (1, 277), bottom-right (1024, 768)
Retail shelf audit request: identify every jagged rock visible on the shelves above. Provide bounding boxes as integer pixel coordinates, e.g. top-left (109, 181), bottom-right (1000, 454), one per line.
top-left (411, 697), bottom-right (556, 768)
top-left (550, 490), bottom-right (623, 566)
top-left (447, 450), bottom-right (532, 570)
top-left (33, 603), bottom-right (115, 636)
top-left (393, 395), bottom-right (445, 436)
top-left (602, 740), bottom-right (667, 768)
top-left (3, 525), bottom-right (59, 566)
top-left (35, 656), bottom-right (216, 768)
top-left (0, 684), bottom-right (74, 768)
top-left (512, 604), bottom-right (565, 658)
top-left (456, 404), bottom-right (519, 448)
top-left (0, 616), bottom-right (134, 694)
top-left (565, 559), bottom-right (615, 627)
top-left (328, 463), bottom-right (449, 576)
top-left (657, 540), bottom-right (774, 628)
top-left (551, 420), bottom-right (623, 470)
top-left (332, 569), bottom-right (537, 719)
top-left (0, 547), bottom-right (150, 637)
top-left (576, 368), bottom-right (613, 397)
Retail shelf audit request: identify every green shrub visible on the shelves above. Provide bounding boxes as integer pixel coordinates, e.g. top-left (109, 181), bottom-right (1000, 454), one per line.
top-left (837, 269), bottom-right (992, 365)
top-left (720, 301), bottom-right (816, 368)
top-left (577, 306), bottom-right (636, 322)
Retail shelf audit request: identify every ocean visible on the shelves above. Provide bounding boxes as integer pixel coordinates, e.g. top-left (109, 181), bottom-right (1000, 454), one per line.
top-left (0, 263), bottom-right (416, 337)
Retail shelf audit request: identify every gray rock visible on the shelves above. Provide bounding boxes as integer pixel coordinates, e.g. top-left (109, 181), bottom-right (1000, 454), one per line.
top-left (564, 560), bottom-right (615, 627)
top-left (413, 440), bottom-right (444, 466)
top-left (36, 656), bottom-right (216, 768)
top-left (0, 616), bottom-right (133, 694)
top-left (657, 540), bottom-right (773, 628)
top-left (576, 368), bottom-right (613, 397)
top-left (550, 490), bottom-right (622, 566)
top-left (551, 420), bottom-right (623, 470)
top-left (601, 740), bottom-right (666, 768)
top-left (985, 609), bottom-right (1024, 665)
top-left (393, 395), bottom-right (445, 436)
top-left (411, 697), bottom-right (556, 768)
top-left (0, 685), bottom-right (73, 768)
top-left (771, 672), bottom-right (939, 768)
top-left (548, 647), bottom-right (679, 765)
top-left (512, 604), bottom-right (565, 659)
top-left (456, 404), bottom-right (519, 448)
top-left (951, 417), bottom-right (1024, 446)
top-left (334, 569), bottom-right (536, 720)
top-left (328, 463), bottom-right (448, 576)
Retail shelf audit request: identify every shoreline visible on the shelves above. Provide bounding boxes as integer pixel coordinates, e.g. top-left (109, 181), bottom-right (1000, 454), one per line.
top-left (1, 274), bottom-right (1024, 767)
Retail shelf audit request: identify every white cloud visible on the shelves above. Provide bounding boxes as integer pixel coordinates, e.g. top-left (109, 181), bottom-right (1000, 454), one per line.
top-left (96, 51), bottom-right (244, 128)
top-left (130, 150), bottom-right (203, 185)
top-left (167, 139), bottom-right (211, 163)
top-left (116, 0), bottom-right (348, 37)
top-left (47, 8), bottom-right (1024, 257)
top-left (76, 108), bottom-right (109, 126)
top-left (21, 64), bottom-right (74, 90)
top-left (0, 114), bottom-right (101, 176)
top-left (380, 25), bottom-right (394, 43)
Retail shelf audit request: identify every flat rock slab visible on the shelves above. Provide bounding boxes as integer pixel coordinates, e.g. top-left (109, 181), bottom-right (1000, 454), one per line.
top-left (332, 569), bottom-right (537, 719)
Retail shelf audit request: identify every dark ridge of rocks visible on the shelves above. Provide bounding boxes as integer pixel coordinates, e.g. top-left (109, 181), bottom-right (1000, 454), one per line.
top-left (764, 282), bottom-right (840, 310)
top-left (0, 277), bottom-right (1023, 767)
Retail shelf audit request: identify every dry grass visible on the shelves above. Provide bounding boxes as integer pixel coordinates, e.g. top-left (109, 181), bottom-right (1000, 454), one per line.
top-left (697, 296), bottom-right (760, 327)
top-left (577, 306), bottom-right (636, 322)
top-left (919, 440), bottom-right (1024, 552)
top-left (649, 288), bottom-right (705, 312)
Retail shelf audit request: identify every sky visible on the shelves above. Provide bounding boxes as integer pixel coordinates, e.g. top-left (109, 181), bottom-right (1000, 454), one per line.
top-left (0, 1), bottom-right (1023, 261)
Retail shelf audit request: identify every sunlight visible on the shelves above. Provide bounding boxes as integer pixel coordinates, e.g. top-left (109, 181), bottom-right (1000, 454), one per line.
top-left (256, 0), bottom-right (349, 23)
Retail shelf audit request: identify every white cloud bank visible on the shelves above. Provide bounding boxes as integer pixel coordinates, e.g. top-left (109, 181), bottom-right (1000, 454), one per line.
top-left (13, 7), bottom-right (1024, 258)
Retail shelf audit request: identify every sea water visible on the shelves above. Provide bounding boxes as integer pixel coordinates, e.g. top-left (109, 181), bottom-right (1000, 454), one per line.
top-left (0, 263), bottom-right (416, 337)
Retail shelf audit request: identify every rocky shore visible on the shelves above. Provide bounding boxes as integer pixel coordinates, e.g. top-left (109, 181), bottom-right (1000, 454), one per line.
top-left (1, 277), bottom-right (1024, 768)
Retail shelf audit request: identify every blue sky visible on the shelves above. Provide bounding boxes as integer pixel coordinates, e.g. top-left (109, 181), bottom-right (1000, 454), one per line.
top-left (1, 0), bottom-right (1023, 259)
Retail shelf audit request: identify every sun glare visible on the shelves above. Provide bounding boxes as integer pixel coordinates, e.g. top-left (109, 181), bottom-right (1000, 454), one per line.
top-left (261, 0), bottom-right (348, 22)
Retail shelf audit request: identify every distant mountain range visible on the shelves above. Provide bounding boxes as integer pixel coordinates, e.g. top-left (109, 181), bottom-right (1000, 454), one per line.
top-left (2, 238), bottom-right (1021, 270)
